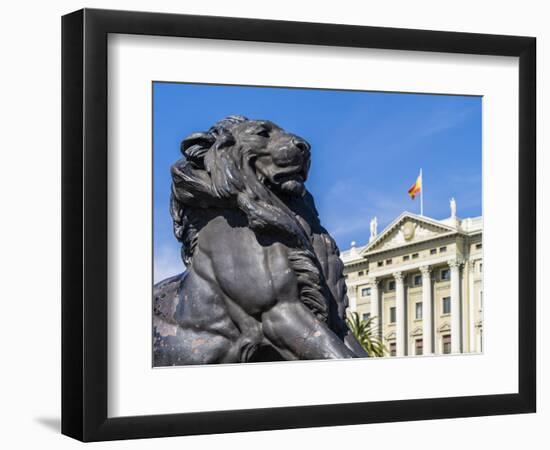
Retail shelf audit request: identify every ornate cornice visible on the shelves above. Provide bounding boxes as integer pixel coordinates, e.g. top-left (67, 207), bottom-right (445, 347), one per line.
top-left (384, 331), bottom-right (397, 340)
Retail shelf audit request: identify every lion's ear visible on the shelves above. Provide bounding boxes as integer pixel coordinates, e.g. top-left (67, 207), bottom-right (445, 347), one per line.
top-left (181, 132), bottom-right (216, 165)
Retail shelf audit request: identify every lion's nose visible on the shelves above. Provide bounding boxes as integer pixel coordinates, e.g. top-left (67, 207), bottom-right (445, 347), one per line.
top-left (291, 137), bottom-right (310, 154)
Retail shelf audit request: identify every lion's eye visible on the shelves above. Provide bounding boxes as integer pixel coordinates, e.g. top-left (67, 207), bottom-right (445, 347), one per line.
top-left (256, 129), bottom-right (270, 138)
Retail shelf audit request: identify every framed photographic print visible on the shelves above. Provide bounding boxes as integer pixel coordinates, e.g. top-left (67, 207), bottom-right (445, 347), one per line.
top-left (62, 8), bottom-right (536, 441)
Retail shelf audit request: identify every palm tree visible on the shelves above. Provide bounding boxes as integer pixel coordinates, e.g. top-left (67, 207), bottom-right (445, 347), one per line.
top-left (346, 312), bottom-right (387, 357)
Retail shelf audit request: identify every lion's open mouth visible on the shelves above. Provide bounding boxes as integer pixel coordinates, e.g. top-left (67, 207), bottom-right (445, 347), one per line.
top-left (269, 169), bottom-right (307, 196)
top-left (272, 170), bottom-right (306, 185)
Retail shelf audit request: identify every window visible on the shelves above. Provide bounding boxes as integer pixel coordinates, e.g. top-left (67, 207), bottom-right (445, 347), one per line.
top-left (412, 253), bottom-right (419, 259)
top-left (442, 296), bottom-right (451, 314)
top-left (389, 342), bottom-right (396, 357)
top-left (479, 263), bottom-right (483, 273)
top-left (415, 339), bottom-right (423, 356)
top-left (362, 313), bottom-right (371, 321)
top-left (388, 280), bottom-right (396, 291)
top-left (377, 261), bottom-right (384, 267)
top-left (358, 270), bottom-right (364, 276)
top-left (442, 334), bottom-right (451, 354)
top-left (413, 274), bottom-right (422, 286)
top-left (415, 302), bottom-right (423, 319)
top-left (476, 243), bottom-right (482, 249)
top-left (441, 268), bottom-right (450, 280)
top-left (439, 246), bottom-right (447, 253)
top-left (403, 255), bottom-right (410, 261)
top-left (430, 248), bottom-right (437, 255)
top-left (386, 259), bottom-right (393, 265)
top-left (361, 287), bottom-right (371, 297)
top-left (389, 306), bottom-right (396, 323)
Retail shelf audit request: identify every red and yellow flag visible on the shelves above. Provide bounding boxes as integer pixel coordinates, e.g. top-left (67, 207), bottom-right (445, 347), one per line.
top-left (408, 173), bottom-right (422, 199)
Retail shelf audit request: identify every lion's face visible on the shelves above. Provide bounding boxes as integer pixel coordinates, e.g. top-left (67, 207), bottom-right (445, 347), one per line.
top-left (232, 120), bottom-right (311, 197)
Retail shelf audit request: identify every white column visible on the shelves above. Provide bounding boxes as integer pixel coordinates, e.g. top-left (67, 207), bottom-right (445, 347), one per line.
top-left (468, 261), bottom-right (476, 352)
top-left (394, 272), bottom-right (406, 357)
top-left (369, 278), bottom-right (380, 337)
top-left (348, 285), bottom-right (357, 313)
top-left (420, 265), bottom-right (432, 355)
top-left (478, 327), bottom-right (483, 352)
top-left (449, 259), bottom-right (462, 353)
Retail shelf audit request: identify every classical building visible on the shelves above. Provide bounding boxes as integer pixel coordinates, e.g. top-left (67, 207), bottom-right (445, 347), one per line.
top-left (341, 202), bottom-right (483, 357)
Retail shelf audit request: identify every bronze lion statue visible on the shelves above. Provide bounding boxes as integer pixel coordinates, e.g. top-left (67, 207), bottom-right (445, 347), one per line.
top-left (153, 115), bottom-right (367, 365)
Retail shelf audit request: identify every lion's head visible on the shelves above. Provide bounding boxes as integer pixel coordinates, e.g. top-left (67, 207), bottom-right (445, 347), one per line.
top-left (168, 116), bottom-right (339, 323)
top-left (179, 115), bottom-right (311, 196)
top-left (170, 116), bottom-right (318, 263)
top-left (227, 118), bottom-right (312, 197)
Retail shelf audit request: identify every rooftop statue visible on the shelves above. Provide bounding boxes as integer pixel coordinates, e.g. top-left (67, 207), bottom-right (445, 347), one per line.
top-left (450, 197), bottom-right (457, 219)
top-left (153, 116), bottom-right (368, 365)
top-left (369, 216), bottom-right (378, 242)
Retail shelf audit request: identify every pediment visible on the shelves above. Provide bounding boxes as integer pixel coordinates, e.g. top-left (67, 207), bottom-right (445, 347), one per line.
top-left (384, 331), bottom-right (397, 341)
top-left (364, 212), bottom-right (457, 254)
top-left (438, 322), bottom-right (451, 332)
top-left (409, 326), bottom-right (423, 337)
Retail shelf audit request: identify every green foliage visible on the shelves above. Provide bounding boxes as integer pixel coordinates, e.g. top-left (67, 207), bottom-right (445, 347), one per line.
top-left (346, 312), bottom-right (387, 357)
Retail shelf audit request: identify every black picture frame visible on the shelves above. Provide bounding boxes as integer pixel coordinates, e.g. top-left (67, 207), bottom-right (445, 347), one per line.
top-left (62, 8), bottom-right (536, 442)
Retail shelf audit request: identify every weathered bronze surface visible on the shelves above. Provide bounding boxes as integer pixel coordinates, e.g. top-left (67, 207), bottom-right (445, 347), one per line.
top-left (153, 116), bottom-right (367, 365)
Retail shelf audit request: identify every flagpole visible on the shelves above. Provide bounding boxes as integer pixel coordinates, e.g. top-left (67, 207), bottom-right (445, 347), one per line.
top-left (420, 168), bottom-right (423, 216)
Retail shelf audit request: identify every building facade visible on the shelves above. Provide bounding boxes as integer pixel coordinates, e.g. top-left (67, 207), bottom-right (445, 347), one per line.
top-left (341, 206), bottom-right (483, 357)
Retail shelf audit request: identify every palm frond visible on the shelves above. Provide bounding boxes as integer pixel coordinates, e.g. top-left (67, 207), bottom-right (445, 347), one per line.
top-left (346, 311), bottom-right (387, 357)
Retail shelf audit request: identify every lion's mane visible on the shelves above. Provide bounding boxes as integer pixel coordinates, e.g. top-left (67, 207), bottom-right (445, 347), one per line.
top-left (169, 116), bottom-right (345, 323)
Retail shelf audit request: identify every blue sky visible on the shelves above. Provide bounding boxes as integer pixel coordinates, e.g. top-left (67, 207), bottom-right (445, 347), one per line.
top-left (153, 82), bottom-right (481, 282)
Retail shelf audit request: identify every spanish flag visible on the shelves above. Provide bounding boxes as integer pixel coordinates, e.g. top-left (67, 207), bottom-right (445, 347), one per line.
top-left (408, 172), bottom-right (422, 199)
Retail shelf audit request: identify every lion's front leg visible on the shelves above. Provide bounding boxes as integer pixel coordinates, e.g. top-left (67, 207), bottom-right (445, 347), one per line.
top-left (262, 301), bottom-right (357, 360)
